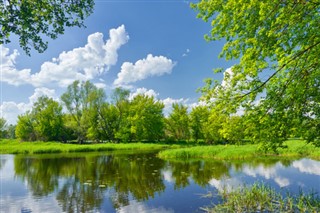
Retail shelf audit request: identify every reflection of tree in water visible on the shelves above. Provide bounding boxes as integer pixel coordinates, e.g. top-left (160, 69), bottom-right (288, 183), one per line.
top-left (168, 160), bottom-right (231, 189)
top-left (56, 177), bottom-right (104, 213)
top-left (14, 157), bottom-right (61, 197)
top-left (100, 153), bottom-right (166, 209)
top-left (13, 152), bottom-right (290, 212)
top-left (0, 158), bottom-right (7, 170)
top-left (13, 152), bottom-right (166, 211)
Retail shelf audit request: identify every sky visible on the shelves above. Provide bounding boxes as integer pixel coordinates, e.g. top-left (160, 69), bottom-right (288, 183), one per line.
top-left (0, 0), bottom-right (235, 124)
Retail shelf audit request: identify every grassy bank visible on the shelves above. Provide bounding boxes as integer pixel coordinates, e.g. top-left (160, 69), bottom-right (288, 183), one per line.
top-left (202, 183), bottom-right (320, 212)
top-left (158, 140), bottom-right (320, 160)
top-left (0, 139), bottom-right (182, 155)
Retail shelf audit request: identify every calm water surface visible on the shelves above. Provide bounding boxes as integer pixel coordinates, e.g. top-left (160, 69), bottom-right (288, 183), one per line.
top-left (0, 151), bottom-right (319, 213)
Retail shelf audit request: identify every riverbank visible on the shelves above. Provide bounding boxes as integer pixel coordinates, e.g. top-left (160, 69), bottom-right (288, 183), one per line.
top-left (1, 139), bottom-right (319, 160)
top-left (158, 140), bottom-right (320, 160)
top-left (0, 139), bottom-right (182, 154)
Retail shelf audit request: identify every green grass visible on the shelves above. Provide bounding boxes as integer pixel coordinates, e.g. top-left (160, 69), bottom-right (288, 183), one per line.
top-left (158, 140), bottom-right (320, 160)
top-left (202, 182), bottom-right (320, 212)
top-left (0, 139), bottom-right (182, 155)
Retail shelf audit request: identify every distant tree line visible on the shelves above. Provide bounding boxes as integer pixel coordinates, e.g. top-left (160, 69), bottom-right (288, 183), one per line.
top-left (1, 80), bottom-right (315, 145)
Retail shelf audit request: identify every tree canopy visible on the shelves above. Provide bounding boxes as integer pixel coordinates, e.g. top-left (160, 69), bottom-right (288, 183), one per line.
top-left (0, 0), bottom-right (94, 55)
top-left (192, 0), bottom-right (320, 148)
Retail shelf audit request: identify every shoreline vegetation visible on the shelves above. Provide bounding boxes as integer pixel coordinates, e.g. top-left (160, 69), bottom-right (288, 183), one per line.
top-left (157, 140), bottom-right (320, 160)
top-left (0, 139), bottom-right (319, 160)
top-left (202, 183), bottom-right (320, 212)
top-left (0, 139), bottom-right (182, 155)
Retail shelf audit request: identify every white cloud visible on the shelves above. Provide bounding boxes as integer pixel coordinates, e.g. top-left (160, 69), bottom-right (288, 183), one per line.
top-left (94, 82), bottom-right (107, 89)
top-left (0, 102), bottom-right (29, 124)
top-left (28, 87), bottom-right (57, 104)
top-left (0, 45), bottom-right (32, 86)
top-left (1, 25), bottom-right (129, 88)
top-left (129, 87), bottom-right (159, 100)
top-left (114, 54), bottom-right (176, 86)
top-left (0, 87), bottom-right (57, 124)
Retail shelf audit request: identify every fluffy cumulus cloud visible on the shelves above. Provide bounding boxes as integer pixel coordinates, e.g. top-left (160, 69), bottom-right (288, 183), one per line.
top-left (114, 54), bottom-right (176, 86)
top-left (0, 25), bottom-right (129, 87)
top-left (129, 87), bottom-right (159, 100)
top-left (0, 102), bottom-right (29, 125)
top-left (0, 87), bottom-right (57, 124)
top-left (0, 46), bottom-right (32, 86)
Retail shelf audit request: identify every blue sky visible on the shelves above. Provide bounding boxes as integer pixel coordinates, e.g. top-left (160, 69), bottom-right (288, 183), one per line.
top-left (1, 0), bottom-right (235, 124)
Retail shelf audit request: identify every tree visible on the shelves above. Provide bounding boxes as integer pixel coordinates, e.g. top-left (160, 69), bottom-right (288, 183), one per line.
top-left (0, 0), bottom-right (94, 55)
top-left (220, 115), bottom-right (244, 145)
top-left (129, 94), bottom-right (165, 141)
top-left (203, 109), bottom-right (226, 144)
top-left (0, 117), bottom-right (7, 138)
top-left (111, 88), bottom-right (131, 142)
top-left (165, 103), bottom-right (190, 141)
top-left (193, 1), bottom-right (320, 149)
top-left (15, 112), bottom-right (36, 141)
top-left (189, 106), bottom-right (209, 142)
top-left (6, 124), bottom-right (16, 139)
top-left (61, 80), bottom-right (105, 143)
top-left (32, 96), bottom-right (64, 141)
top-left (15, 96), bottom-right (64, 141)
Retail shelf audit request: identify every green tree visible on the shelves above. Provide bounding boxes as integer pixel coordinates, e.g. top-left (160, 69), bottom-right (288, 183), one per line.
top-left (129, 94), bottom-right (165, 141)
top-left (6, 124), bottom-right (16, 139)
top-left (84, 87), bottom-right (107, 142)
top-left (0, 117), bottom-right (7, 138)
top-left (203, 109), bottom-right (226, 144)
top-left (32, 96), bottom-right (64, 141)
top-left (0, 0), bottom-right (94, 55)
top-left (112, 88), bottom-right (131, 142)
top-left (193, 0), bottom-right (320, 149)
top-left (220, 115), bottom-right (244, 144)
top-left (165, 103), bottom-right (190, 141)
top-left (61, 80), bottom-right (105, 143)
top-left (189, 106), bottom-right (209, 142)
top-left (15, 96), bottom-right (64, 141)
top-left (15, 112), bottom-right (36, 141)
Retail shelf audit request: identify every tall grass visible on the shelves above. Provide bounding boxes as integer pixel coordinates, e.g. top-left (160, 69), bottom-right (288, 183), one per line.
top-left (203, 183), bottom-right (320, 212)
top-left (0, 139), bottom-right (179, 155)
top-left (158, 140), bottom-right (320, 160)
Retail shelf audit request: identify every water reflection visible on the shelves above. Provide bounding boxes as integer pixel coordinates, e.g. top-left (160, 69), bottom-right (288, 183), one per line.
top-left (0, 152), bottom-right (319, 213)
top-left (14, 152), bottom-right (166, 211)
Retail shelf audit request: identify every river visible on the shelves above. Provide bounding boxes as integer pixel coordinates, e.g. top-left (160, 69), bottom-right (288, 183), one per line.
top-left (0, 151), bottom-right (319, 212)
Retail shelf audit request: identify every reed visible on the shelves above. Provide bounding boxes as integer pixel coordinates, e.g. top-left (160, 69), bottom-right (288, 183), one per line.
top-left (202, 183), bottom-right (320, 212)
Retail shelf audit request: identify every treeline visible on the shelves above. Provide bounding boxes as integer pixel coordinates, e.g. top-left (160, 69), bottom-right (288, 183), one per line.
top-left (2, 80), bottom-right (317, 146)
top-left (1, 80), bottom-right (247, 144)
